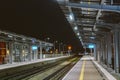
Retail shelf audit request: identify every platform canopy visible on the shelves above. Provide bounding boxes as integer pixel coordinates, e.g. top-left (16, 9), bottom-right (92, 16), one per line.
top-left (57, 0), bottom-right (120, 47)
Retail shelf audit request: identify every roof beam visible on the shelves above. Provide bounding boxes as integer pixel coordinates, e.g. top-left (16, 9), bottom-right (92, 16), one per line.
top-left (77, 21), bottom-right (113, 28)
top-left (58, 2), bottom-right (120, 12)
top-left (93, 0), bottom-right (106, 30)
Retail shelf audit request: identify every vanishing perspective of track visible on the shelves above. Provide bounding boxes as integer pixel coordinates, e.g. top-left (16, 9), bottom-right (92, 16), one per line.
top-left (0, 56), bottom-right (82, 80)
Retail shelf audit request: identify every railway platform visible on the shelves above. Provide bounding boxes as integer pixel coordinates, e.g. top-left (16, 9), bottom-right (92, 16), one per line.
top-left (62, 55), bottom-right (116, 80)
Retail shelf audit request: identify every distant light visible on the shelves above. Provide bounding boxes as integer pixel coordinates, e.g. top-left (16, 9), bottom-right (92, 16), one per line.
top-left (68, 46), bottom-right (72, 50)
top-left (77, 32), bottom-right (80, 36)
top-left (103, 3), bottom-right (106, 5)
top-left (88, 44), bottom-right (94, 48)
top-left (80, 1), bottom-right (83, 3)
top-left (54, 41), bottom-right (58, 43)
top-left (22, 38), bottom-right (26, 40)
top-left (69, 14), bottom-right (73, 20)
top-left (8, 35), bottom-right (13, 38)
top-left (90, 37), bottom-right (95, 39)
top-left (69, 13), bottom-right (74, 21)
top-left (32, 46), bottom-right (38, 50)
top-left (32, 39), bottom-right (35, 43)
top-left (7, 50), bottom-right (9, 55)
top-left (74, 26), bottom-right (78, 30)
top-left (92, 32), bottom-right (96, 35)
top-left (80, 39), bottom-right (82, 41)
top-left (47, 37), bottom-right (50, 40)
top-left (50, 51), bottom-right (53, 54)
top-left (79, 36), bottom-right (81, 39)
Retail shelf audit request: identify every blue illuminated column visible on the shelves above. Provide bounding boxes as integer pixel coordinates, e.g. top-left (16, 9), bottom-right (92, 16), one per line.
top-left (32, 45), bottom-right (38, 60)
top-left (88, 44), bottom-right (94, 56)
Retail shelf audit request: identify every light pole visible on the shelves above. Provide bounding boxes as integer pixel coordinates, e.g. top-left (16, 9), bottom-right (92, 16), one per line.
top-left (53, 41), bottom-right (58, 54)
top-left (59, 42), bottom-right (63, 54)
top-left (44, 37), bottom-right (50, 54)
top-left (62, 44), bottom-right (66, 54)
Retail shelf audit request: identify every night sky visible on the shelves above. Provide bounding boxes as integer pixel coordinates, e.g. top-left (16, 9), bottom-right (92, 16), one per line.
top-left (0, 0), bottom-right (83, 52)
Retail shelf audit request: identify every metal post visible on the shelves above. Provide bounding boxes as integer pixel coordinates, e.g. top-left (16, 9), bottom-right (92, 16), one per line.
top-left (111, 0), bottom-right (113, 4)
top-left (53, 42), bottom-right (55, 57)
top-left (107, 32), bottom-right (112, 67)
top-left (53, 41), bottom-right (58, 56)
top-left (36, 48), bottom-right (38, 60)
top-left (94, 43), bottom-right (98, 61)
top-left (113, 28), bottom-right (119, 73)
top-left (84, 47), bottom-right (86, 55)
top-left (102, 38), bottom-right (106, 64)
top-left (62, 44), bottom-right (66, 55)
top-left (28, 44), bottom-right (32, 61)
top-left (9, 42), bottom-right (13, 64)
top-left (20, 44), bottom-right (23, 62)
top-left (105, 33), bottom-right (108, 65)
top-left (40, 42), bottom-right (42, 59)
top-left (63, 45), bottom-right (64, 53)
top-left (90, 48), bottom-right (92, 56)
top-left (59, 43), bottom-right (61, 54)
top-left (100, 39), bottom-right (104, 63)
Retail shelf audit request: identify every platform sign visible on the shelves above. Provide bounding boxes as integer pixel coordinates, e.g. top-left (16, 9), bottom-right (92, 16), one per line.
top-left (88, 44), bottom-right (94, 48)
top-left (32, 46), bottom-right (38, 50)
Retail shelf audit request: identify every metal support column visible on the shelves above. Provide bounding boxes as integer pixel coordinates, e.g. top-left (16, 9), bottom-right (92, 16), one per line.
top-left (40, 42), bottom-right (43, 59)
top-left (101, 39), bottom-right (106, 63)
top-left (107, 32), bottom-right (112, 67)
top-left (33, 47), bottom-right (38, 60)
top-left (100, 39), bottom-right (104, 63)
top-left (28, 44), bottom-right (32, 61)
top-left (9, 42), bottom-right (13, 64)
top-left (94, 43), bottom-right (97, 61)
top-left (21, 45), bottom-right (24, 62)
top-left (104, 34), bottom-right (108, 65)
top-left (96, 42), bottom-right (100, 61)
top-left (19, 44), bottom-right (22, 62)
top-left (94, 42), bottom-right (100, 61)
top-left (113, 28), bottom-right (119, 73)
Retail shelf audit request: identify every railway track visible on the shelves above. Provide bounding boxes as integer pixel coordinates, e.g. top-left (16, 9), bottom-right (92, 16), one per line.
top-left (0, 56), bottom-right (81, 80)
top-left (43, 57), bottom-right (79, 80)
top-left (0, 57), bottom-right (69, 80)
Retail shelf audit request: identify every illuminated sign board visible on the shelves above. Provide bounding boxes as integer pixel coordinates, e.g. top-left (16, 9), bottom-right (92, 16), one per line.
top-left (32, 46), bottom-right (38, 50)
top-left (88, 44), bottom-right (94, 48)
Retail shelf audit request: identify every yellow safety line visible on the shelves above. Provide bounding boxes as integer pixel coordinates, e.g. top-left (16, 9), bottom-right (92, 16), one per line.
top-left (79, 60), bottom-right (86, 80)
